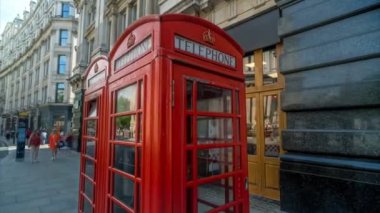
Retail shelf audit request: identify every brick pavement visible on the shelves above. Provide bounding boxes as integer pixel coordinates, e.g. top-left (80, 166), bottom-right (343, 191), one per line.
top-left (0, 136), bottom-right (282, 212)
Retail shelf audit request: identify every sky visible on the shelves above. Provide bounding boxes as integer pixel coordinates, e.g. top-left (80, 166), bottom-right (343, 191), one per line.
top-left (0, 0), bottom-right (31, 35)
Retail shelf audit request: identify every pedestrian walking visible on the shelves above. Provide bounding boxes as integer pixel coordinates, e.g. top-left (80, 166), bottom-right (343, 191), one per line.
top-left (28, 130), bottom-right (42, 163)
top-left (41, 128), bottom-right (47, 144)
top-left (49, 129), bottom-right (59, 160)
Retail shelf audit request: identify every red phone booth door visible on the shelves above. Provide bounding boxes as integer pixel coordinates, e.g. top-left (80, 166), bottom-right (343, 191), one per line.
top-left (80, 93), bottom-right (102, 213)
top-left (173, 63), bottom-right (248, 212)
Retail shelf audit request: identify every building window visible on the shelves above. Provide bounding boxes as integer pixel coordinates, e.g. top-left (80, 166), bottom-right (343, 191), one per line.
top-left (58, 55), bottom-right (66, 74)
top-left (35, 68), bottom-right (39, 84)
top-left (62, 3), bottom-right (70, 18)
top-left (59, 30), bottom-right (68, 46)
top-left (56, 83), bottom-right (65, 103)
top-left (43, 60), bottom-right (49, 79)
top-left (263, 47), bottom-right (277, 85)
top-left (45, 37), bottom-right (50, 52)
top-left (29, 73), bottom-right (33, 89)
top-left (34, 91), bottom-right (39, 105)
top-left (243, 53), bottom-right (255, 88)
top-left (42, 86), bottom-right (48, 103)
top-left (128, 3), bottom-right (137, 25)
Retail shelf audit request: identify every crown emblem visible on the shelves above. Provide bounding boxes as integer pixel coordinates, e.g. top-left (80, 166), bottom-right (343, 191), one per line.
top-left (202, 29), bottom-right (215, 45)
top-left (127, 33), bottom-right (136, 48)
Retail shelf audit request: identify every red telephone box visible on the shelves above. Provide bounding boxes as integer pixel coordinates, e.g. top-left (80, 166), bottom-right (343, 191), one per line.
top-left (80, 14), bottom-right (248, 213)
top-left (80, 56), bottom-right (109, 213)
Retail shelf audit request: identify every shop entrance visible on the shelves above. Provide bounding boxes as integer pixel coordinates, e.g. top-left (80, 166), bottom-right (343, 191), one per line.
top-left (173, 64), bottom-right (247, 212)
top-left (246, 90), bottom-right (283, 200)
top-left (244, 45), bottom-right (285, 200)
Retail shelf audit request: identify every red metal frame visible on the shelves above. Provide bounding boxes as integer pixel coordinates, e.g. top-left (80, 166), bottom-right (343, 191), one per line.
top-left (80, 56), bottom-right (109, 213)
top-left (80, 14), bottom-right (248, 213)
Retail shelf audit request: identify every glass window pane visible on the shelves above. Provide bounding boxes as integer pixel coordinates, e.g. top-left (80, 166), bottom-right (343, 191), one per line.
top-left (243, 54), bottom-right (255, 87)
top-left (246, 98), bottom-right (257, 155)
top-left (86, 120), bottom-right (97, 137)
top-left (84, 178), bottom-right (93, 200)
top-left (138, 114), bottom-right (143, 143)
top-left (88, 101), bottom-right (97, 117)
top-left (197, 177), bottom-right (234, 212)
top-left (187, 116), bottom-right (192, 144)
top-left (235, 91), bottom-right (240, 114)
top-left (113, 173), bottom-right (135, 209)
top-left (113, 202), bottom-right (126, 213)
top-left (187, 151), bottom-right (192, 181)
top-left (83, 197), bottom-right (93, 213)
top-left (85, 159), bottom-right (95, 178)
top-left (197, 117), bottom-right (233, 144)
top-left (116, 83), bottom-right (137, 113)
top-left (139, 81), bottom-right (143, 109)
top-left (197, 83), bottom-right (231, 113)
top-left (86, 140), bottom-right (95, 158)
top-left (264, 94), bottom-right (280, 157)
top-left (114, 145), bottom-right (135, 175)
top-left (197, 147), bottom-right (233, 178)
top-left (115, 115), bottom-right (136, 141)
top-left (137, 147), bottom-right (142, 178)
top-left (186, 80), bottom-right (193, 109)
top-left (263, 48), bottom-right (278, 85)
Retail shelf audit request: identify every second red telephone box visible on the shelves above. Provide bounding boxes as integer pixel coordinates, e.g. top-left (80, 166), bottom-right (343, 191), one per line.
top-left (81, 14), bottom-right (248, 213)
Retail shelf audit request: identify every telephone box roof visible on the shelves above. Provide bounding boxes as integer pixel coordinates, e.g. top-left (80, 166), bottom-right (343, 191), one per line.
top-left (109, 14), bottom-right (244, 60)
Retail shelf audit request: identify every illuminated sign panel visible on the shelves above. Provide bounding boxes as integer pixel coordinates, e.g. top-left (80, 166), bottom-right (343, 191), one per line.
top-left (115, 36), bottom-right (152, 70)
top-left (174, 35), bottom-right (236, 68)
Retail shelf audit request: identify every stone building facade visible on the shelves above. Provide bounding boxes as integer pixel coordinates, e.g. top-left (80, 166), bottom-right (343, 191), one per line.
top-left (277, 0), bottom-right (380, 211)
top-left (69, 0), bottom-right (158, 151)
top-left (0, 0), bottom-right (77, 139)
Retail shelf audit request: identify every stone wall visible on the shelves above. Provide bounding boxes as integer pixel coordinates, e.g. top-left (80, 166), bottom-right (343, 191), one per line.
top-left (277, 0), bottom-right (380, 211)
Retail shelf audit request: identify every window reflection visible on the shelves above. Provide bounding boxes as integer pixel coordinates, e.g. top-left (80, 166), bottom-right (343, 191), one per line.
top-left (139, 81), bottom-right (143, 109)
top-left (86, 140), bottom-right (95, 158)
top-left (263, 94), bottom-right (280, 157)
top-left (113, 202), bottom-right (125, 213)
top-left (88, 100), bottom-right (97, 117)
top-left (83, 197), bottom-right (93, 213)
top-left (115, 115), bottom-right (136, 141)
top-left (243, 54), bottom-right (255, 87)
top-left (197, 147), bottom-right (233, 178)
top-left (113, 173), bottom-right (134, 209)
top-left (263, 48), bottom-right (277, 85)
top-left (85, 159), bottom-right (95, 178)
top-left (114, 145), bottom-right (135, 175)
top-left (197, 83), bottom-right (231, 113)
top-left (246, 98), bottom-right (257, 155)
top-left (84, 178), bottom-right (93, 200)
top-left (117, 83), bottom-right (137, 112)
top-left (186, 80), bottom-right (193, 109)
top-left (86, 120), bottom-right (96, 137)
top-left (197, 117), bottom-right (232, 144)
top-left (197, 178), bottom-right (234, 212)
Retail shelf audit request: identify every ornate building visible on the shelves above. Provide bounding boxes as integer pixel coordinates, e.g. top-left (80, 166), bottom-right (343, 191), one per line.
top-left (69, 0), bottom-right (157, 151)
top-left (0, 0), bottom-right (78, 141)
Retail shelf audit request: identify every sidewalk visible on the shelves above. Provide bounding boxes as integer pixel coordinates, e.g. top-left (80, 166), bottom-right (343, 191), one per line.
top-left (0, 136), bottom-right (282, 213)
top-left (0, 138), bottom-right (79, 213)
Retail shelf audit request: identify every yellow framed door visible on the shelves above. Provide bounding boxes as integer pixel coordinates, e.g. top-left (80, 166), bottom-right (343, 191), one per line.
top-left (246, 90), bottom-right (283, 200)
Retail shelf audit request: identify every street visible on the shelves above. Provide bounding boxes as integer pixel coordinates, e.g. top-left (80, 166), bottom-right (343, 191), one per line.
top-left (0, 137), bottom-right (282, 213)
top-left (0, 138), bottom-right (79, 213)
